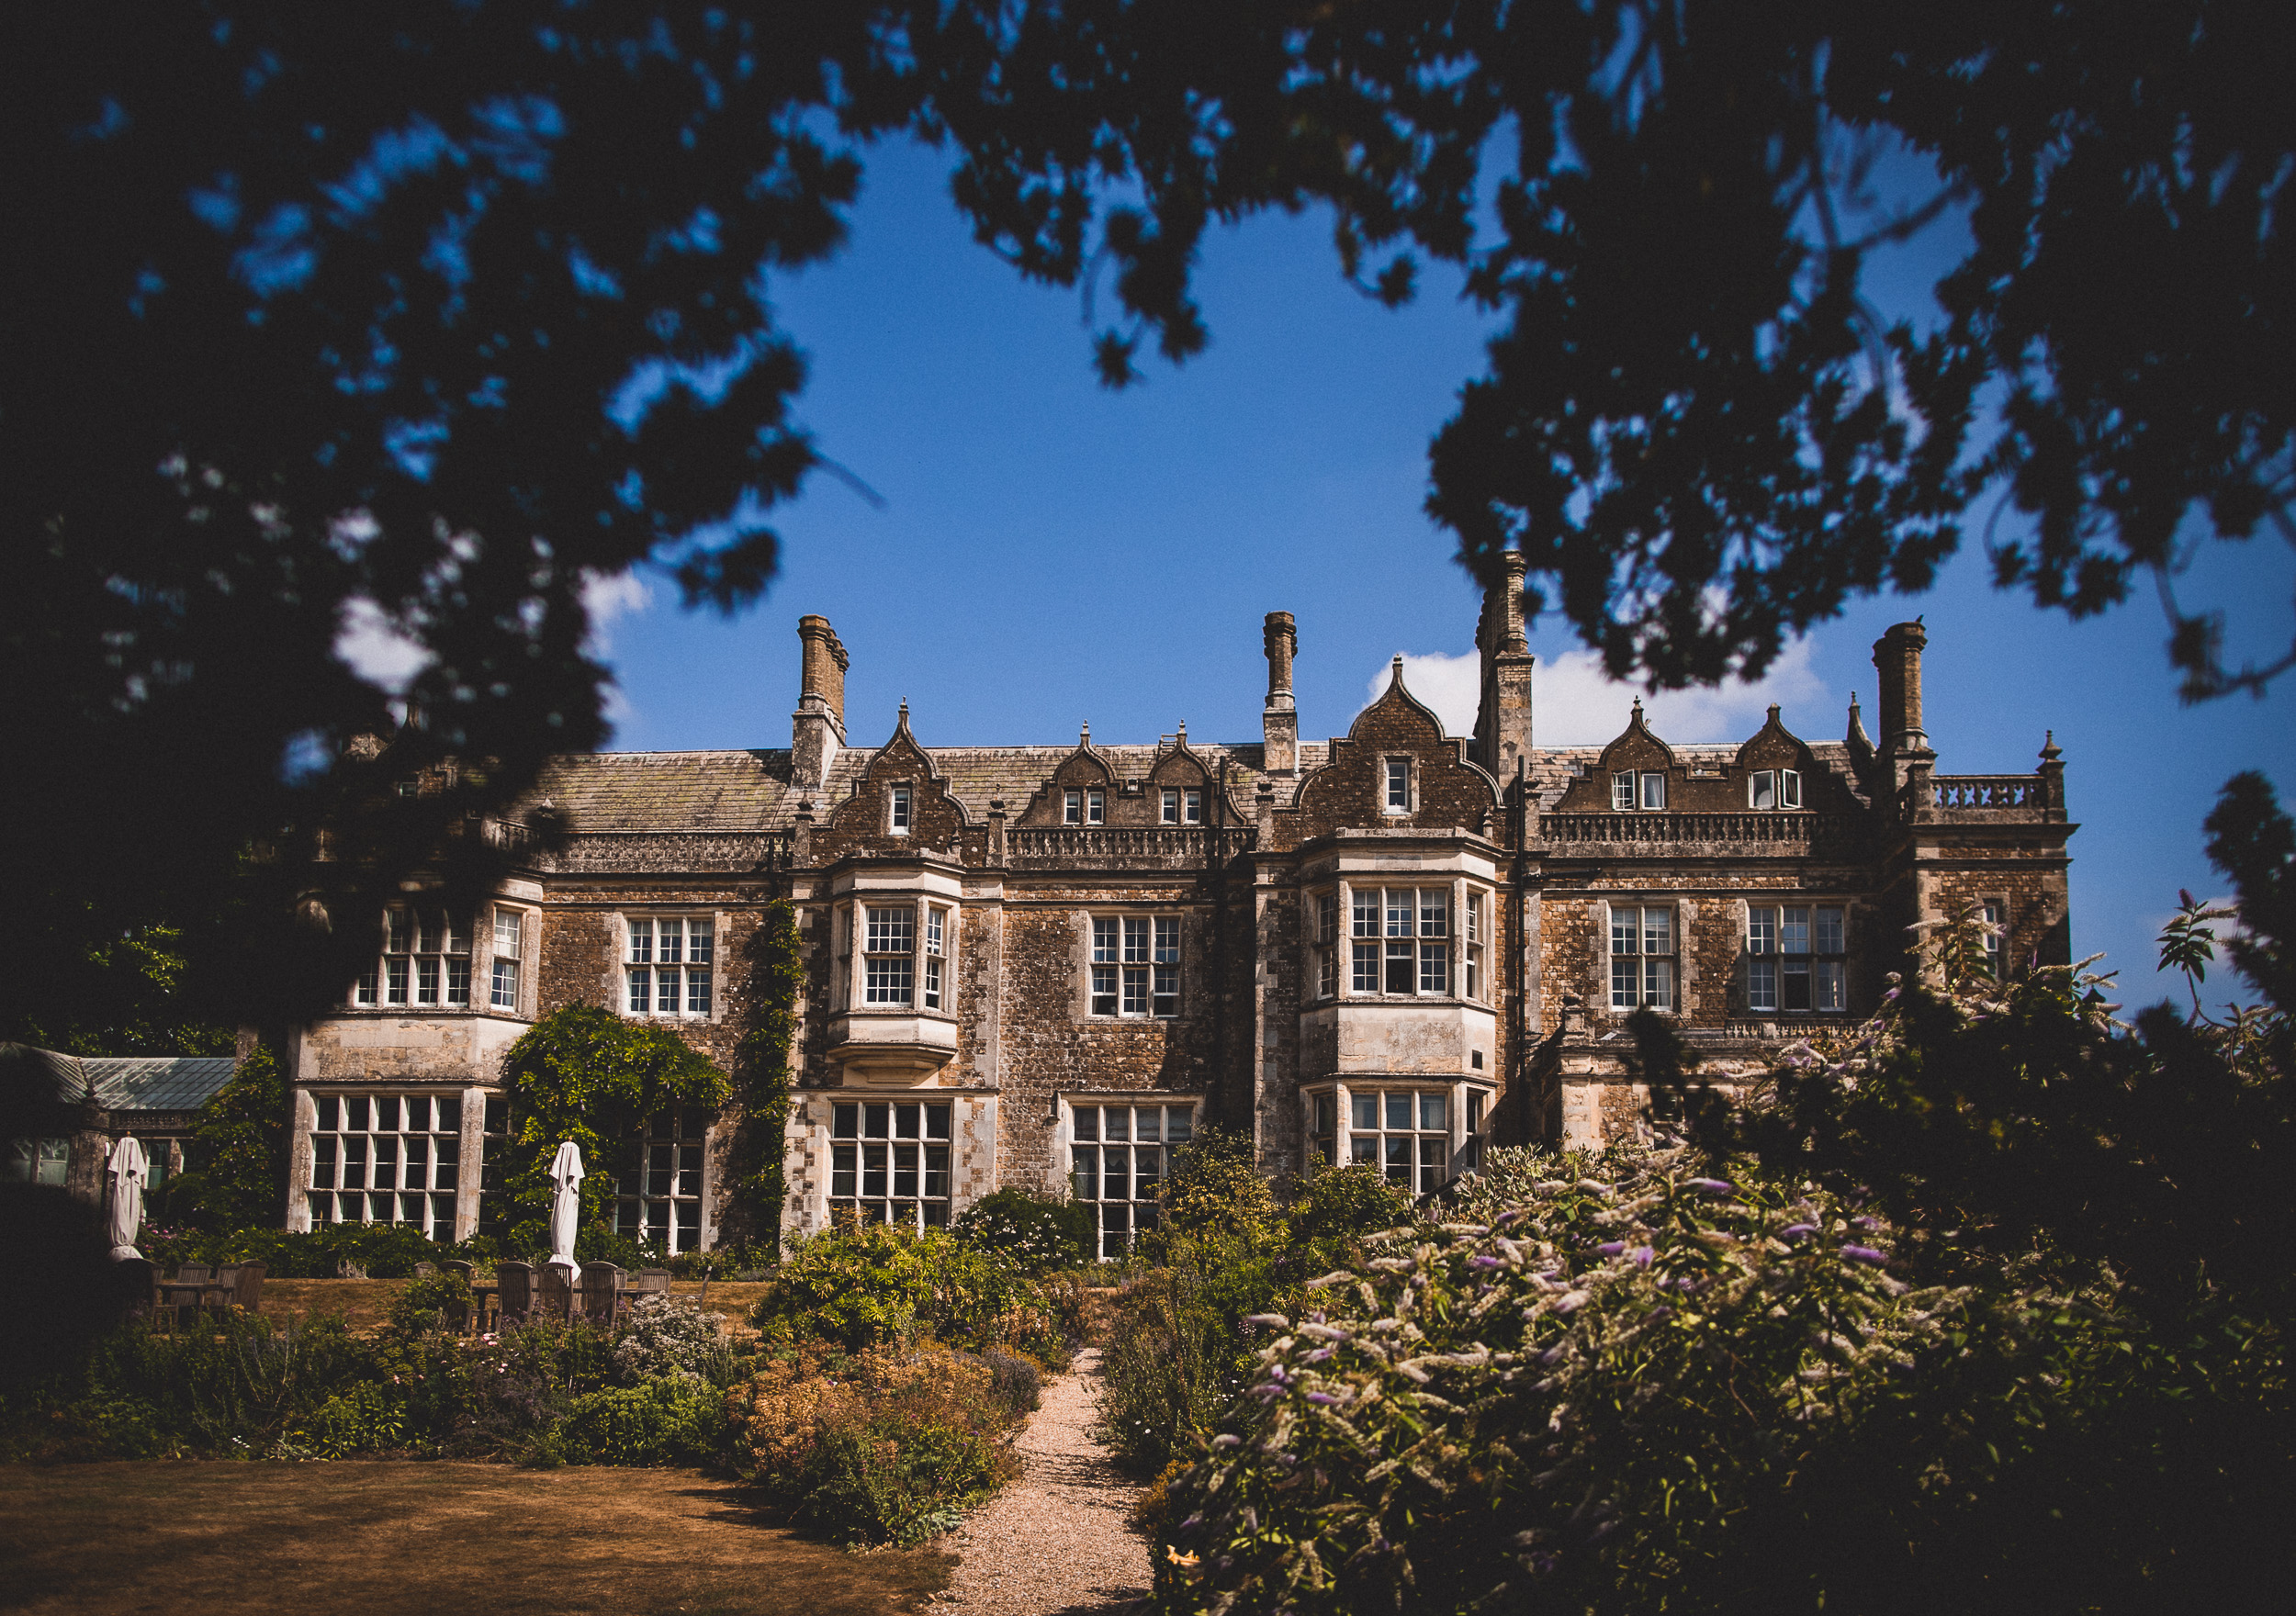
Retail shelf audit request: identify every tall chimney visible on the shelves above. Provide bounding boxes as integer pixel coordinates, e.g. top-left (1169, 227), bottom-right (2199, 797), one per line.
top-left (1871, 621), bottom-right (1935, 796)
top-left (1473, 552), bottom-right (1535, 787)
top-left (1262, 612), bottom-right (1298, 774)
top-left (792, 614), bottom-right (849, 791)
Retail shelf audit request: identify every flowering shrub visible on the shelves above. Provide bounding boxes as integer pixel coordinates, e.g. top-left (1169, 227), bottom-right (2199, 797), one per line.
top-left (387, 1271), bottom-right (474, 1336)
top-left (727, 1342), bottom-right (1021, 1545)
top-left (611, 1296), bottom-right (734, 1386)
top-left (951, 1186), bottom-right (1096, 1275)
top-left (1152, 1151), bottom-right (2167, 1613)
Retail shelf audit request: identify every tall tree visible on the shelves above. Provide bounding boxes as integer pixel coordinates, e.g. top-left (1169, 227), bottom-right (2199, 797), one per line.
top-left (6, 3), bottom-right (2284, 1038)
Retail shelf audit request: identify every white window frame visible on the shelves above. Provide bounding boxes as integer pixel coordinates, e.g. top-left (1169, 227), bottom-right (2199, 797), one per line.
top-left (1609, 903), bottom-right (1677, 1012)
top-left (1750, 769), bottom-right (1802, 811)
top-left (1086, 787), bottom-right (1107, 825)
top-left (1746, 903), bottom-right (1846, 1013)
top-left (862, 905), bottom-right (916, 1006)
top-left (1347, 887), bottom-right (1451, 997)
top-left (625, 914), bottom-right (716, 1017)
top-left (1384, 758), bottom-right (1412, 814)
top-left (1465, 890), bottom-right (1485, 1001)
top-left (1088, 913), bottom-right (1181, 1017)
top-left (889, 783), bottom-right (913, 836)
top-left (829, 1098), bottom-right (953, 1229)
top-left (924, 903), bottom-right (949, 1010)
top-left (1982, 899), bottom-right (2006, 979)
top-left (306, 1093), bottom-right (461, 1239)
top-left (1312, 890), bottom-right (1339, 1001)
top-left (614, 1102), bottom-right (708, 1254)
top-left (1322, 1087), bottom-right (1454, 1195)
top-left (1157, 787), bottom-right (1206, 825)
top-left (1070, 1098), bottom-right (1199, 1258)
top-left (1064, 789), bottom-right (1083, 825)
top-left (354, 905), bottom-right (472, 1010)
top-left (490, 907), bottom-right (525, 1012)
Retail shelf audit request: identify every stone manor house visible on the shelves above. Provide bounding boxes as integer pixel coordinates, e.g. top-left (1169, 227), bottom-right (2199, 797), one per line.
top-left (282, 561), bottom-right (2075, 1257)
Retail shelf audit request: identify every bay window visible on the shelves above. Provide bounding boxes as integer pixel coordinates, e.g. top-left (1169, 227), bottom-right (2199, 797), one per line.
top-left (830, 1100), bottom-right (952, 1229)
top-left (354, 906), bottom-right (470, 1009)
top-left (1350, 887), bottom-right (1449, 996)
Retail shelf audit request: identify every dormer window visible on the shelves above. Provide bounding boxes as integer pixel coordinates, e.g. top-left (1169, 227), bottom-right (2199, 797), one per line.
top-left (1158, 787), bottom-right (1206, 825)
top-left (1749, 769), bottom-right (1800, 810)
top-left (1064, 790), bottom-right (1082, 825)
top-left (1384, 758), bottom-right (1412, 813)
top-left (1086, 788), bottom-right (1106, 825)
top-left (889, 784), bottom-right (913, 835)
top-left (1612, 771), bottom-right (1667, 809)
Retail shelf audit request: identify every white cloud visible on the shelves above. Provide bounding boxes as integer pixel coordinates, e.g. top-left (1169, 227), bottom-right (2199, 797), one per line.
top-left (333, 596), bottom-right (431, 694)
top-left (580, 567), bottom-right (653, 656)
top-left (1365, 637), bottom-right (1835, 746)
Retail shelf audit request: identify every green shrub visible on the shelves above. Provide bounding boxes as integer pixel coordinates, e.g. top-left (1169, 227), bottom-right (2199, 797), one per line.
top-left (296, 1379), bottom-right (404, 1457)
top-left (558, 1375), bottom-right (726, 1466)
top-left (387, 1271), bottom-right (474, 1336)
top-left (1153, 1133), bottom-right (2292, 1616)
top-left (952, 1186), bottom-right (1095, 1275)
top-left (752, 1221), bottom-right (1064, 1358)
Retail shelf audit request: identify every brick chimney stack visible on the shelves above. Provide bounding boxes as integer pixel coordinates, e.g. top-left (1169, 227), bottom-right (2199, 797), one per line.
top-left (1871, 621), bottom-right (1936, 797)
top-left (1474, 552), bottom-right (1535, 787)
top-left (792, 614), bottom-right (849, 791)
top-left (1262, 612), bottom-right (1299, 774)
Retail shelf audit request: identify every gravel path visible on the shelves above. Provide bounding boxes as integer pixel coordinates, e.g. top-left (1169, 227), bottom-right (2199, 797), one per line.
top-left (937, 1348), bottom-right (1152, 1616)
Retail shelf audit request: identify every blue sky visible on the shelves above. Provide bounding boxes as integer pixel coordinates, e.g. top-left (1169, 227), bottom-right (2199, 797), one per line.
top-left (581, 137), bottom-right (2290, 1013)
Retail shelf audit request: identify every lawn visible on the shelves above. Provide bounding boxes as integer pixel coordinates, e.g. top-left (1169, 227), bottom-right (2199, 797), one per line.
top-left (0, 1461), bottom-right (953, 1615)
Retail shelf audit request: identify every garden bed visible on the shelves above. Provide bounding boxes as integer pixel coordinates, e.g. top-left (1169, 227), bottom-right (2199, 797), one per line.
top-left (0, 1460), bottom-right (952, 1615)
top-left (251, 1278), bottom-right (774, 1333)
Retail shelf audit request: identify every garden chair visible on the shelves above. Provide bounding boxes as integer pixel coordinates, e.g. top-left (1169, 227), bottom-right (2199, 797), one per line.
top-left (232, 1262), bottom-right (265, 1313)
top-left (206, 1263), bottom-right (242, 1314)
top-left (579, 1262), bottom-right (625, 1326)
top-left (631, 1267), bottom-right (671, 1304)
top-left (494, 1261), bottom-right (535, 1328)
top-left (536, 1263), bottom-right (574, 1322)
top-left (412, 1261), bottom-right (437, 1278)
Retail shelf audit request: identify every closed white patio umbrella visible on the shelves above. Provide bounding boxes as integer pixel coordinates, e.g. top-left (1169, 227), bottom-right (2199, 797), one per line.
top-left (546, 1139), bottom-right (584, 1282)
top-left (106, 1135), bottom-right (147, 1262)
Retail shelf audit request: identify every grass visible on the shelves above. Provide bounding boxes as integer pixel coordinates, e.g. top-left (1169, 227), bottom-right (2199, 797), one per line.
top-left (0, 1461), bottom-right (953, 1615)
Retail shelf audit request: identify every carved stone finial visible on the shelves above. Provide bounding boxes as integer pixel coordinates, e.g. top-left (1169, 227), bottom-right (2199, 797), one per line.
top-left (2040, 729), bottom-right (2063, 763)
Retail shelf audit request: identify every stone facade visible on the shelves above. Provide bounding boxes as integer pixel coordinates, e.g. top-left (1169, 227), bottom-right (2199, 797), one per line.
top-left (276, 585), bottom-right (2075, 1255)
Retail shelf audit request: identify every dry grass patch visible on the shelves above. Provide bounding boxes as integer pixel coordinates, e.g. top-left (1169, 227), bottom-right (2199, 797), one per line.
top-left (0, 1461), bottom-right (951, 1616)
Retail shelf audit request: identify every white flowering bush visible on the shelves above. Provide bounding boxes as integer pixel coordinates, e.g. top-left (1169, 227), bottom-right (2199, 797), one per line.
top-left (1150, 1147), bottom-right (2197, 1614)
top-left (610, 1296), bottom-right (731, 1386)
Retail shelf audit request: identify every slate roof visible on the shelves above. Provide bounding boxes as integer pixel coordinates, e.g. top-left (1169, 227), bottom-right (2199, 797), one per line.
top-left (523, 731), bottom-right (1867, 835)
top-left (528, 739), bottom-right (1340, 834)
top-left (84, 1057), bottom-right (239, 1115)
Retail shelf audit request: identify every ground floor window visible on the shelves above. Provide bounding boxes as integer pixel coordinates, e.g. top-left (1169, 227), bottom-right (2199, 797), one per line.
top-left (2, 1137), bottom-right (71, 1186)
top-left (1345, 1088), bottom-right (1452, 1195)
top-left (830, 1100), bottom-right (952, 1229)
top-left (1072, 1100), bottom-right (1196, 1258)
top-left (615, 1104), bottom-right (709, 1253)
top-left (307, 1094), bottom-right (460, 1240)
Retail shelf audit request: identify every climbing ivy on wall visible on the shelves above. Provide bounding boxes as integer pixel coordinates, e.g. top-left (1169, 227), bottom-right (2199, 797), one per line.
top-left (497, 1004), bottom-right (729, 1252)
top-left (727, 900), bottom-right (802, 1247)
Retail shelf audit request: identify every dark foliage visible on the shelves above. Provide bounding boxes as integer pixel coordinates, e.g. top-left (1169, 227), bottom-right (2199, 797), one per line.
top-left (0, 1185), bottom-right (132, 1393)
top-left (166, 1040), bottom-right (291, 1231)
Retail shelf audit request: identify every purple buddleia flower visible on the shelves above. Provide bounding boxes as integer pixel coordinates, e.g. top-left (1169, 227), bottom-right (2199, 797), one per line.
top-left (1468, 1254), bottom-right (1505, 1270)
top-left (1688, 1177), bottom-right (1734, 1195)
top-left (1211, 1433), bottom-right (1242, 1450)
top-left (1781, 1223), bottom-right (1818, 1240)
top-left (1307, 1391), bottom-right (1340, 1406)
top-left (1306, 1347), bottom-right (1332, 1364)
top-left (1595, 1240), bottom-right (1626, 1257)
top-left (1630, 1245), bottom-right (1654, 1267)
top-left (1840, 1244), bottom-right (1889, 1264)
